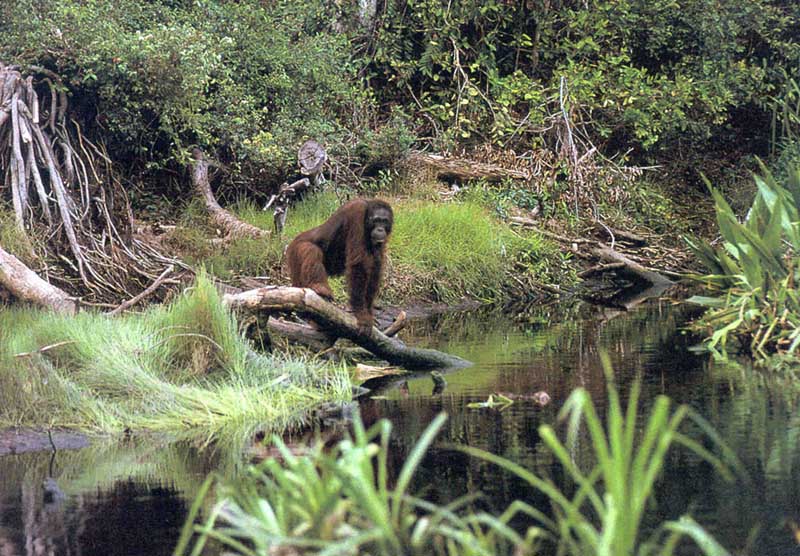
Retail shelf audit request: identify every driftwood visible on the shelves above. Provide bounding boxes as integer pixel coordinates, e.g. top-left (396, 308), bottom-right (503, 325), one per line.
top-left (267, 309), bottom-right (408, 354)
top-left (408, 152), bottom-right (528, 182)
top-left (0, 246), bottom-right (76, 314)
top-left (587, 245), bottom-right (671, 286)
top-left (267, 317), bottom-right (334, 352)
top-left (510, 217), bottom-right (673, 286)
top-left (190, 148), bottom-right (269, 240)
top-left (224, 286), bottom-right (471, 370)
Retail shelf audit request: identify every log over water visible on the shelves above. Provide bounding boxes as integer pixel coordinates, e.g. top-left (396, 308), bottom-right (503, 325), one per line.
top-left (223, 286), bottom-right (472, 370)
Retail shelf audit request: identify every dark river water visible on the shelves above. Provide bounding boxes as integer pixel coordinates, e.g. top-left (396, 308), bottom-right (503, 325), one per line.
top-left (2, 300), bottom-right (800, 555)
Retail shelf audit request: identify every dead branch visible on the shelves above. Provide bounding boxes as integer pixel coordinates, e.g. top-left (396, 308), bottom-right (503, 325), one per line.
top-left (407, 151), bottom-right (528, 182)
top-left (0, 246), bottom-right (76, 314)
top-left (224, 287), bottom-right (471, 370)
top-left (108, 264), bottom-right (174, 315)
top-left (383, 310), bottom-right (406, 337)
top-left (191, 148), bottom-right (269, 240)
top-left (591, 221), bottom-right (647, 246)
top-left (509, 216), bottom-right (673, 285)
top-left (267, 317), bottom-right (335, 352)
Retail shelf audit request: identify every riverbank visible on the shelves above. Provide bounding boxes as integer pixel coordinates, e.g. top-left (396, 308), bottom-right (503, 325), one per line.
top-left (0, 272), bottom-right (351, 432)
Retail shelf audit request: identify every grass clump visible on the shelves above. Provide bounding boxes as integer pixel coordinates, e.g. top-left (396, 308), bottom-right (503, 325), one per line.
top-left (176, 414), bottom-right (541, 556)
top-left (0, 271), bottom-right (351, 433)
top-left (389, 200), bottom-right (548, 301)
top-left (177, 355), bottom-right (735, 556)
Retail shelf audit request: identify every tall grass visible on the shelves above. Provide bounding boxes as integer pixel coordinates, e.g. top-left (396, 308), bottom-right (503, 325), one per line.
top-left (390, 200), bottom-right (545, 301)
top-left (177, 355), bottom-right (736, 556)
top-left (461, 353), bottom-right (737, 556)
top-left (0, 271), bottom-right (351, 432)
top-left (176, 414), bottom-right (542, 556)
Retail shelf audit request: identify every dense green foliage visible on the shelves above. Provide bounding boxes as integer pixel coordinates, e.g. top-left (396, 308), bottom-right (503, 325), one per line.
top-left (177, 359), bottom-right (734, 556)
top-left (2, 0), bottom-right (798, 193)
top-left (0, 272), bottom-right (351, 431)
top-left (1, 0), bottom-right (371, 184)
top-left (688, 166), bottom-right (800, 357)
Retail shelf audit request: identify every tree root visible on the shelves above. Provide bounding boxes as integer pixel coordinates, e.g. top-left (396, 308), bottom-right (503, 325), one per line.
top-left (0, 62), bottom-right (182, 302)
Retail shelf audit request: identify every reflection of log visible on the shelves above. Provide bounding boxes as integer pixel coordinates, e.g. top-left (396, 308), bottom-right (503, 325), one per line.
top-left (408, 152), bottom-right (528, 182)
top-left (0, 246), bottom-right (76, 314)
top-left (224, 286), bottom-right (471, 369)
top-left (190, 148), bottom-right (269, 240)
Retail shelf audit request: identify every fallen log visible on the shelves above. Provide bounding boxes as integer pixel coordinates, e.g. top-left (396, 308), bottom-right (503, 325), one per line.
top-left (591, 222), bottom-right (647, 247)
top-left (508, 217), bottom-right (673, 285)
top-left (191, 148), bottom-right (269, 240)
top-left (408, 152), bottom-right (528, 183)
top-left (0, 246), bottom-right (76, 314)
top-left (224, 286), bottom-right (471, 370)
top-left (586, 245), bottom-right (672, 286)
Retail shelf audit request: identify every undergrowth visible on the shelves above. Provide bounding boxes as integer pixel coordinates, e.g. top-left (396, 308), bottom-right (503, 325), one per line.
top-left (0, 272), bottom-right (351, 432)
top-left (171, 191), bottom-right (557, 303)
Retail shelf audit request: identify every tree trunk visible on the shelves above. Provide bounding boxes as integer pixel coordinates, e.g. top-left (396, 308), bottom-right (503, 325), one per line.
top-left (0, 246), bottom-right (76, 314)
top-left (191, 148), bottom-right (269, 240)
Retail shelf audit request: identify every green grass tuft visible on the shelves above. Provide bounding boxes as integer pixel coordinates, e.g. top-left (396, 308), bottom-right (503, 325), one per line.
top-left (0, 271), bottom-right (351, 433)
top-left (389, 200), bottom-right (546, 301)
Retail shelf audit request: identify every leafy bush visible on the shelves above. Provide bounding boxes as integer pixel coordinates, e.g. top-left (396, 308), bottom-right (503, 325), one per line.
top-left (0, 0), bottom-right (368, 184)
top-left (369, 0), bottom-right (800, 155)
top-left (687, 164), bottom-right (800, 356)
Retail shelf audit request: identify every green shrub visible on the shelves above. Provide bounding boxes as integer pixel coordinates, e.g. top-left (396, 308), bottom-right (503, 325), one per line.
top-left (0, 0), bottom-right (367, 184)
top-left (687, 164), bottom-right (800, 356)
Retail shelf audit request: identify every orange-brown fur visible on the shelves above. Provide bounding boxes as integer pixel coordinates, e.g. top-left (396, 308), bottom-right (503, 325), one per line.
top-left (286, 199), bottom-right (393, 333)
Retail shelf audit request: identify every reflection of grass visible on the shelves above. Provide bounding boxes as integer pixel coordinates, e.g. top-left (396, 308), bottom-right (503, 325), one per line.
top-left (0, 271), bottom-right (350, 432)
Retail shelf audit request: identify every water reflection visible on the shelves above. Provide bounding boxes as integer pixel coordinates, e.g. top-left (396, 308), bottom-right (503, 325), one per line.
top-left (0, 438), bottom-right (217, 556)
top-left (1, 301), bottom-right (800, 555)
top-left (367, 301), bottom-right (800, 555)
